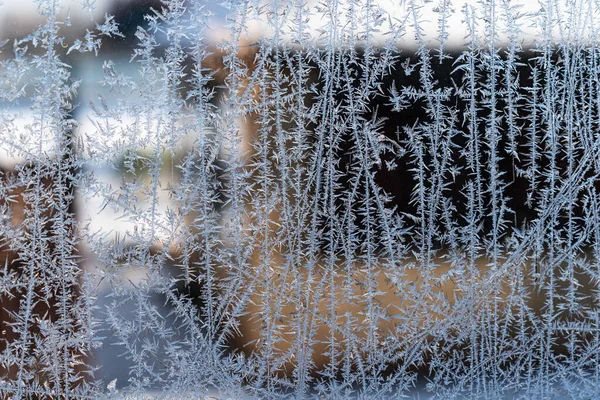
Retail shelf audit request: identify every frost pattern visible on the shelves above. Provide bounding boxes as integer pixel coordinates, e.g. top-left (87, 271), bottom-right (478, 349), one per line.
top-left (2, 0), bottom-right (600, 398)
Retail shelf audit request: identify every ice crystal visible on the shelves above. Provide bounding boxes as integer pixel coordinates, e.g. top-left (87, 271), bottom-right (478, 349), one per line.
top-left (2, 0), bottom-right (600, 398)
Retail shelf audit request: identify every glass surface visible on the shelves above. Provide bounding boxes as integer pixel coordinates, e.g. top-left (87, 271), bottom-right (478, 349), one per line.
top-left (1, 0), bottom-right (599, 398)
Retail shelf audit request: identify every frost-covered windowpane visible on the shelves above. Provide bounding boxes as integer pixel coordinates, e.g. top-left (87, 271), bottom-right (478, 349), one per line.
top-left (1, 0), bottom-right (600, 398)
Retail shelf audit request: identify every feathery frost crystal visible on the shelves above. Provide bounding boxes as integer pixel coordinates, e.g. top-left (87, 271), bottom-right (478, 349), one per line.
top-left (2, 0), bottom-right (600, 398)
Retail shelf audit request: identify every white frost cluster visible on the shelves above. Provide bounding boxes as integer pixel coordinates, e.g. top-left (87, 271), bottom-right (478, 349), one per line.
top-left (1, 0), bottom-right (600, 398)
